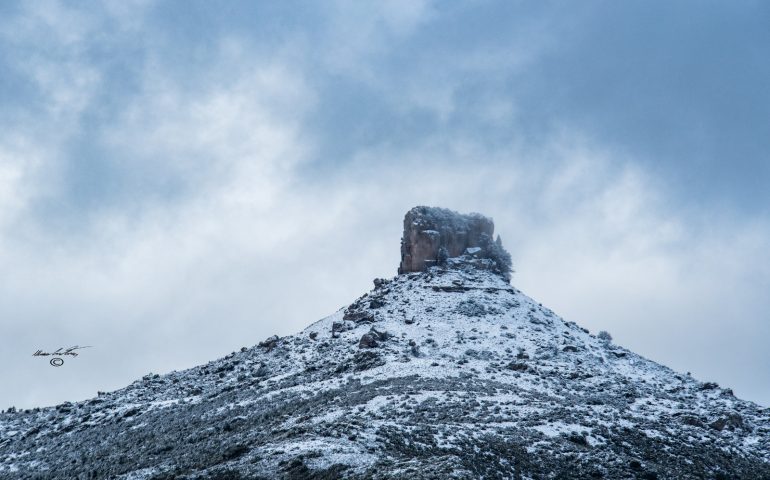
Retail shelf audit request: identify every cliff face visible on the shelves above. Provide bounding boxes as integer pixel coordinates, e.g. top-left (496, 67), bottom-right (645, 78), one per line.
top-left (398, 206), bottom-right (495, 274)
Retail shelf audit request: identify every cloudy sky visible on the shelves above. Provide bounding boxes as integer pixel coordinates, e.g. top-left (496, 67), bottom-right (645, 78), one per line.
top-left (1, 0), bottom-right (769, 409)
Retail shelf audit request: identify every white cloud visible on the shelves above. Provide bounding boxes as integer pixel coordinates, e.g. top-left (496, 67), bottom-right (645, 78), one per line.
top-left (103, 58), bottom-right (312, 202)
top-left (0, 1), bottom-right (104, 120)
top-left (319, 0), bottom-right (435, 78)
top-left (0, 139), bottom-right (39, 232)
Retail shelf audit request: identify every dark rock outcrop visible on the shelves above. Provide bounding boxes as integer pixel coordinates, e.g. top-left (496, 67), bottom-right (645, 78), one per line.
top-left (359, 328), bottom-right (390, 349)
top-left (398, 206), bottom-right (494, 273)
top-left (398, 206), bottom-right (512, 280)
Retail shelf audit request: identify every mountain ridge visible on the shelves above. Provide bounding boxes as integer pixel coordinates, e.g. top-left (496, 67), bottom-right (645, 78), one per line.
top-left (1, 208), bottom-right (768, 479)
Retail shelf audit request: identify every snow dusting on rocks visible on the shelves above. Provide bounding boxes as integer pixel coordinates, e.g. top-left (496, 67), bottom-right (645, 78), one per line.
top-left (1, 261), bottom-right (769, 479)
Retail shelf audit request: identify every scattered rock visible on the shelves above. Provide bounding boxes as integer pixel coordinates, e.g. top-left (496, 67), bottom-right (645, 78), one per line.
top-left (455, 299), bottom-right (487, 317)
top-left (258, 335), bottom-right (280, 351)
top-left (358, 328), bottom-right (390, 349)
top-left (566, 433), bottom-right (588, 446)
top-left (332, 321), bottom-right (354, 337)
top-left (343, 311), bottom-right (375, 323)
top-left (432, 285), bottom-right (471, 293)
top-left (222, 444), bottom-right (250, 461)
top-left (254, 364), bottom-right (270, 378)
top-left (680, 415), bottom-right (704, 428)
top-left (506, 362), bottom-right (528, 372)
top-left (710, 413), bottom-right (744, 431)
top-left (369, 298), bottom-right (386, 309)
top-left (359, 333), bottom-right (379, 349)
top-left (352, 351), bottom-right (385, 371)
top-left (122, 407), bottom-right (140, 418)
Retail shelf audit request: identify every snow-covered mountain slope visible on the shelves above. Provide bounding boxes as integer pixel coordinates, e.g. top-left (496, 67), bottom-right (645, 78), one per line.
top-left (1, 262), bottom-right (769, 479)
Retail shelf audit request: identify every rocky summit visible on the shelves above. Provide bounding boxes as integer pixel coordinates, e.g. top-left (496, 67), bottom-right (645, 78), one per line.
top-left (1, 207), bottom-right (769, 479)
top-left (399, 207), bottom-right (495, 273)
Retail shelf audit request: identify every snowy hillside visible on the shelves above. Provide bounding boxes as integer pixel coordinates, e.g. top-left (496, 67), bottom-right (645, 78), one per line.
top-left (1, 257), bottom-right (768, 479)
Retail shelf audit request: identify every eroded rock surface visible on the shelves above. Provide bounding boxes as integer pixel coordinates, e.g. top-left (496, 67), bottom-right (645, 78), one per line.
top-left (398, 206), bottom-right (512, 280)
top-left (398, 206), bottom-right (494, 273)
